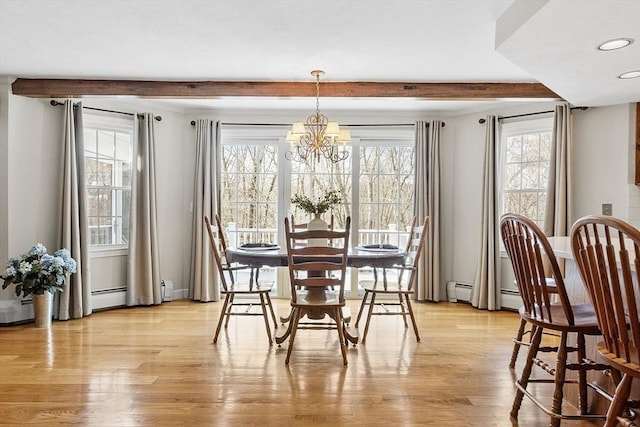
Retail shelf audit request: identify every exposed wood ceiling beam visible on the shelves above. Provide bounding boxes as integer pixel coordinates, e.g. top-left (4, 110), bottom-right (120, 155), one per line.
top-left (11, 78), bottom-right (561, 100)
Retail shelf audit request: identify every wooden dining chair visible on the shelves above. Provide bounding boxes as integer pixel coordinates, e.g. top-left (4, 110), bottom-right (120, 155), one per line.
top-left (500, 213), bottom-right (609, 426)
top-left (354, 216), bottom-right (427, 344)
top-left (571, 215), bottom-right (640, 427)
top-left (282, 216), bottom-right (351, 365)
top-left (204, 215), bottom-right (277, 345)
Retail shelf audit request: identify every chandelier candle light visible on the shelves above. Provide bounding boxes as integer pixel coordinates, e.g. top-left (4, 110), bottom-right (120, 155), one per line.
top-left (285, 70), bottom-right (350, 163)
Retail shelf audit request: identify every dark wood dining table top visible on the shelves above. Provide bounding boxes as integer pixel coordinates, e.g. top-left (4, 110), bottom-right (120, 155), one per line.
top-left (226, 246), bottom-right (407, 269)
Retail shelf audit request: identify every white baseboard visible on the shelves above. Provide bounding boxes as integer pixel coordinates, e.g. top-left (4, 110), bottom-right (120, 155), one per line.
top-left (446, 281), bottom-right (474, 303)
top-left (92, 287), bottom-right (127, 310)
top-left (446, 282), bottom-right (521, 311)
top-left (0, 299), bottom-right (33, 324)
top-left (500, 288), bottom-right (522, 311)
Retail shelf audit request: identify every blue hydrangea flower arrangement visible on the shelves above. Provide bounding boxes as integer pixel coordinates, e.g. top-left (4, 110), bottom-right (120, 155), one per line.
top-left (1, 243), bottom-right (77, 297)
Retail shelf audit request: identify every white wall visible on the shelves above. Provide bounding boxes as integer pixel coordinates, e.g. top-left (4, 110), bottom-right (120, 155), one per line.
top-left (572, 104), bottom-right (632, 222)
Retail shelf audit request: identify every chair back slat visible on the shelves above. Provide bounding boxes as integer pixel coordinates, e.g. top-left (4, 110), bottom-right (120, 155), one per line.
top-left (500, 213), bottom-right (574, 325)
top-left (571, 215), bottom-right (640, 365)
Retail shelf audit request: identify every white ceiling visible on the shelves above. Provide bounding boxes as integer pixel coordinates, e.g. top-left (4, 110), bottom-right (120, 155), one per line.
top-left (0, 0), bottom-right (638, 114)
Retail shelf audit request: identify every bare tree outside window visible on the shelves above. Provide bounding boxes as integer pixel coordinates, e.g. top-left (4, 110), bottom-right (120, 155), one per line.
top-left (221, 144), bottom-right (278, 245)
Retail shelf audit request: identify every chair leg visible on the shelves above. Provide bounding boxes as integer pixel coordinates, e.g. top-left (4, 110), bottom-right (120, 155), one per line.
top-left (511, 325), bottom-right (542, 419)
top-left (285, 308), bottom-right (301, 365)
top-left (549, 332), bottom-right (569, 427)
top-left (224, 294), bottom-right (235, 328)
top-left (213, 294), bottom-right (231, 344)
top-left (577, 333), bottom-right (588, 414)
top-left (509, 318), bottom-right (528, 369)
top-left (398, 292), bottom-right (409, 328)
top-left (334, 308), bottom-right (348, 365)
top-left (605, 373), bottom-right (633, 427)
top-left (264, 292), bottom-right (278, 327)
top-left (404, 294), bottom-right (420, 342)
top-left (355, 290), bottom-right (369, 327)
top-left (258, 293), bottom-right (273, 345)
top-left (362, 292), bottom-right (377, 344)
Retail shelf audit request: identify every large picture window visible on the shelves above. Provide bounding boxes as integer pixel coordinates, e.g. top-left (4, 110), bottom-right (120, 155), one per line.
top-left (219, 124), bottom-right (415, 297)
top-left (83, 114), bottom-right (133, 247)
top-left (500, 117), bottom-right (553, 227)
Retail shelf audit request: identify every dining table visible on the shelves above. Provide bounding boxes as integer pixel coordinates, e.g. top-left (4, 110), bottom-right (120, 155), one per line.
top-left (225, 244), bottom-right (407, 345)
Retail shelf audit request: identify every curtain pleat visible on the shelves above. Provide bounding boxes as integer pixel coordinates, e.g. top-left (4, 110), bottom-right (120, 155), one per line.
top-left (472, 115), bottom-right (501, 310)
top-left (126, 113), bottom-right (161, 306)
top-left (544, 103), bottom-right (572, 237)
top-left (415, 121), bottom-right (441, 301)
top-left (427, 120), bottom-right (442, 302)
top-left (56, 100), bottom-right (92, 320)
top-left (189, 119), bottom-right (219, 302)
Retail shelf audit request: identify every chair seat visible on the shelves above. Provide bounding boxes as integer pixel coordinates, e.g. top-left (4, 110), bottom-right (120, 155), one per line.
top-left (520, 302), bottom-right (600, 332)
top-left (597, 342), bottom-right (640, 377)
top-left (360, 280), bottom-right (415, 294)
top-left (224, 282), bottom-right (273, 294)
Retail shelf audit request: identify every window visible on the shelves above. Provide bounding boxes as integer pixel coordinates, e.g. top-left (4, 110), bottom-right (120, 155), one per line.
top-left (219, 129), bottom-right (280, 248)
top-left (83, 114), bottom-right (134, 246)
top-left (219, 124), bottom-right (415, 297)
top-left (500, 117), bottom-right (553, 227)
top-left (357, 138), bottom-right (415, 248)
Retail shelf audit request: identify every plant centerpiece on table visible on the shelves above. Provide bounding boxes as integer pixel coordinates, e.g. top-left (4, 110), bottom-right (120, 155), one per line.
top-left (291, 190), bottom-right (341, 216)
top-left (1, 243), bottom-right (77, 328)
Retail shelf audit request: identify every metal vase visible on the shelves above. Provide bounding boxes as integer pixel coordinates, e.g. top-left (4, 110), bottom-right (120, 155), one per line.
top-left (32, 291), bottom-right (53, 328)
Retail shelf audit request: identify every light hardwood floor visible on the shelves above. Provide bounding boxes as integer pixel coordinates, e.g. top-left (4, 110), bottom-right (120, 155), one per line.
top-left (0, 299), bottom-right (604, 426)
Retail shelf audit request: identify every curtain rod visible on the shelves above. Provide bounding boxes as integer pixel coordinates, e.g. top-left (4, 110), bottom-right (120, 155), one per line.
top-left (189, 121), bottom-right (445, 127)
top-left (478, 106), bottom-right (588, 124)
top-left (50, 100), bottom-right (162, 121)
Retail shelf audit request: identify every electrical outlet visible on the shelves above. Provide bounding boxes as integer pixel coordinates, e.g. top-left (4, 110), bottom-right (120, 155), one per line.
top-left (602, 203), bottom-right (612, 216)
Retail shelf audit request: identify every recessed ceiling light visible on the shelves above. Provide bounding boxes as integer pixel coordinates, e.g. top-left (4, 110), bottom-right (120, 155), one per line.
top-left (618, 70), bottom-right (640, 79)
top-left (597, 38), bottom-right (634, 51)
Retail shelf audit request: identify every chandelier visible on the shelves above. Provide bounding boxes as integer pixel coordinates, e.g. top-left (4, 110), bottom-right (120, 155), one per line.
top-left (285, 70), bottom-right (350, 163)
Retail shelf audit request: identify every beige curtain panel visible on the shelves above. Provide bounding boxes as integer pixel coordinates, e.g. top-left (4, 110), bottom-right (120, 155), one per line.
top-left (127, 113), bottom-right (162, 306)
top-left (414, 120), bottom-right (441, 301)
top-left (56, 100), bottom-right (92, 320)
top-left (189, 119), bottom-right (220, 302)
top-left (473, 115), bottom-right (501, 310)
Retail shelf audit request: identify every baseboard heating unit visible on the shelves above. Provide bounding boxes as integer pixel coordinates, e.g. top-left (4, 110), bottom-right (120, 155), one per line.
top-left (446, 281), bottom-right (474, 303)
